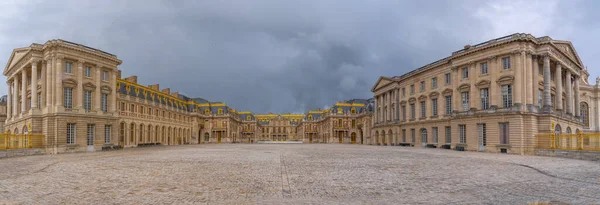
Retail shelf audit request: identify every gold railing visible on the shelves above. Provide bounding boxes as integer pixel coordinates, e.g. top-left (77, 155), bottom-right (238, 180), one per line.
top-left (536, 132), bottom-right (600, 151)
top-left (0, 134), bottom-right (46, 150)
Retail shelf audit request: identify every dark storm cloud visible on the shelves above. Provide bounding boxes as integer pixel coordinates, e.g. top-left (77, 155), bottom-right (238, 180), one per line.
top-left (1, 0), bottom-right (599, 113)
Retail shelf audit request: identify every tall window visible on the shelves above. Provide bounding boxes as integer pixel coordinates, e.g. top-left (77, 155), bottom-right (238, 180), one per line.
top-left (432, 77), bottom-right (437, 89)
top-left (402, 88), bottom-right (406, 97)
top-left (67, 123), bottom-right (76, 144)
top-left (432, 98), bottom-right (438, 116)
top-left (410, 103), bottom-right (415, 119)
top-left (459, 124), bottom-right (466, 144)
top-left (84, 90), bottom-right (92, 111)
top-left (64, 87), bottom-right (73, 108)
top-left (410, 85), bottom-right (415, 94)
top-left (420, 101), bottom-right (426, 118)
top-left (480, 88), bottom-right (489, 110)
top-left (461, 91), bottom-right (469, 111)
top-left (581, 102), bottom-right (589, 127)
top-left (445, 96), bottom-right (452, 115)
top-left (538, 90), bottom-right (543, 108)
top-left (65, 62), bottom-right (73, 74)
top-left (480, 62), bottom-right (488, 74)
top-left (462, 67), bottom-right (469, 78)
top-left (105, 125), bottom-right (111, 144)
top-left (85, 66), bottom-right (92, 77)
top-left (502, 85), bottom-right (512, 108)
top-left (478, 123), bottom-right (487, 147)
top-left (411, 129), bottom-right (415, 143)
top-left (402, 129), bottom-right (406, 142)
top-left (401, 105), bottom-right (406, 120)
top-left (102, 71), bottom-right (108, 81)
top-left (445, 73), bottom-right (451, 84)
top-left (445, 126), bottom-right (451, 144)
top-left (87, 124), bottom-right (95, 146)
top-left (432, 127), bottom-right (438, 144)
top-left (499, 122), bottom-right (509, 144)
top-left (421, 129), bottom-right (428, 144)
top-left (420, 81), bottom-right (425, 92)
top-left (101, 94), bottom-right (108, 112)
top-left (502, 57), bottom-right (511, 69)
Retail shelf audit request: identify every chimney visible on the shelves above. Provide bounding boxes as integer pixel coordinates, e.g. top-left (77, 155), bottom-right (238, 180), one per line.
top-left (148, 84), bottom-right (160, 91)
top-left (171, 92), bottom-right (179, 97)
top-left (161, 88), bottom-right (170, 94)
top-left (124, 76), bottom-right (137, 84)
top-left (116, 70), bottom-right (122, 79)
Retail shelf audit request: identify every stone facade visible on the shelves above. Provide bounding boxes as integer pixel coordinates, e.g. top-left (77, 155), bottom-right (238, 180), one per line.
top-left (371, 33), bottom-right (600, 154)
top-left (3, 39), bottom-right (373, 153)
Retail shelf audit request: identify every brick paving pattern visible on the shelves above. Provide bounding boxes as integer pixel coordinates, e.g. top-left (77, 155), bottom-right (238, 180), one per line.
top-left (0, 144), bottom-right (599, 204)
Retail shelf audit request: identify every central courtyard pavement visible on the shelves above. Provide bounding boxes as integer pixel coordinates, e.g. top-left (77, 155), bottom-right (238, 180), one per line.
top-left (0, 144), bottom-right (599, 204)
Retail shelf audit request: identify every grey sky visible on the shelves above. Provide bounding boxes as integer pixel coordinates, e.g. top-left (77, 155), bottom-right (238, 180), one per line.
top-left (1, 0), bottom-right (599, 113)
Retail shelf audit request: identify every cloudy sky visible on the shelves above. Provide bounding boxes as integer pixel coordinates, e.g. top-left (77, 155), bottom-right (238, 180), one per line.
top-left (1, 0), bottom-right (598, 113)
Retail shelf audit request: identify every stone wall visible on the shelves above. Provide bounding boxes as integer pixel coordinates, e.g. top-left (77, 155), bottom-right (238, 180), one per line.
top-left (0, 148), bottom-right (45, 158)
top-left (535, 149), bottom-right (600, 161)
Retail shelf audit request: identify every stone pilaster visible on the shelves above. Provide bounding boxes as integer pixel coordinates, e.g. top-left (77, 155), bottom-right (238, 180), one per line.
top-left (574, 76), bottom-right (580, 117)
top-left (31, 60), bottom-right (38, 109)
top-left (95, 66), bottom-right (101, 111)
top-left (513, 51), bottom-right (523, 108)
top-left (542, 55), bottom-right (552, 112)
top-left (6, 81), bottom-right (11, 120)
top-left (21, 68), bottom-right (27, 114)
top-left (110, 70), bottom-right (117, 112)
top-left (55, 56), bottom-right (63, 107)
top-left (555, 63), bottom-right (563, 111)
top-left (525, 52), bottom-right (533, 105)
top-left (76, 60), bottom-right (84, 110)
top-left (13, 76), bottom-right (18, 116)
top-left (565, 70), bottom-right (572, 115)
top-left (46, 57), bottom-right (53, 108)
top-left (532, 55), bottom-right (539, 107)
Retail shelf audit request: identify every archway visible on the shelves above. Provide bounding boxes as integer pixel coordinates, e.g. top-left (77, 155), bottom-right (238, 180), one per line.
top-left (421, 128), bottom-right (428, 147)
top-left (351, 132), bottom-right (357, 144)
top-left (381, 131), bottom-right (386, 145)
top-left (375, 131), bottom-right (379, 145)
top-left (204, 132), bottom-right (210, 143)
top-left (388, 129), bottom-right (393, 146)
top-left (554, 124), bottom-right (562, 148)
top-left (338, 132), bottom-right (343, 144)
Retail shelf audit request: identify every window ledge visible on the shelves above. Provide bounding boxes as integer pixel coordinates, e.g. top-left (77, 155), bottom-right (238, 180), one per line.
top-left (495, 144), bottom-right (511, 148)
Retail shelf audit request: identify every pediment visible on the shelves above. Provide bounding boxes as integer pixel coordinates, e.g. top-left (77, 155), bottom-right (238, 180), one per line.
top-left (429, 91), bottom-right (440, 98)
top-left (476, 80), bottom-right (491, 88)
top-left (497, 75), bottom-right (514, 85)
top-left (4, 48), bottom-right (30, 75)
top-left (457, 83), bottom-right (471, 92)
top-left (442, 88), bottom-right (453, 96)
top-left (408, 97), bottom-right (417, 103)
top-left (101, 85), bottom-right (112, 94)
top-left (553, 41), bottom-right (583, 67)
top-left (62, 78), bottom-right (78, 88)
top-left (371, 76), bottom-right (394, 92)
top-left (418, 95), bottom-right (427, 101)
top-left (83, 82), bottom-right (96, 91)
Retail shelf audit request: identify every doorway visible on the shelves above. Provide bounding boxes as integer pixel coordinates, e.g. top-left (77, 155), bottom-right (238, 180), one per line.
top-left (478, 124), bottom-right (487, 152)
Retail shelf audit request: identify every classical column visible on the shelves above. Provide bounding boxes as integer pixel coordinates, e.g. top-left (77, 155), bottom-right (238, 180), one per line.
top-left (21, 69), bottom-right (27, 114)
top-left (110, 70), bottom-right (117, 112)
top-left (514, 51), bottom-right (523, 107)
top-left (55, 56), bottom-right (63, 107)
top-left (40, 60), bottom-right (46, 109)
top-left (532, 56), bottom-right (539, 106)
top-left (46, 58), bottom-right (53, 107)
top-left (469, 63), bottom-right (477, 109)
top-left (574, 76), bottom-right (580, 117)
top-left (95, 66), bottom-right (101, 111)
top-left (526, 53), bottom-right (533, 105)
top-left (489, 56), bottom-right (499, 107)
top-left (555, 63), bottom-right (563, 111)
top-left (13, 76), bottom-right (18, 116)
top-left (452, 67), bottom-right (460, 112)
top-left (6, 81), bottom-right (11, 119)
top-left (76, 60), bottom-right (84, 109)
top-left (565, 70), bottom-right (572, 114)
top-left (31, 60), bottom-right (38, 109)
top-left (542, 55), bottom-right (552, 111)
top-left (395, 88), bottom-right (399, 120)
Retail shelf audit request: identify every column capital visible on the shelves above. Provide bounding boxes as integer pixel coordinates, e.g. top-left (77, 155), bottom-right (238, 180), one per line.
top-left (55, 54), bottom-right (65, 59)
top-left (532, 55), bottom-right (538, 60)
top-left (487, 55), bottom-right (497, 62)
top-left (29, 58), bottom-right (42, 64)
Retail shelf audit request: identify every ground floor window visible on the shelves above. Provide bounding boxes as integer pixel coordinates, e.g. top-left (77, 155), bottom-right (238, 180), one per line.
top-left (402, 129), bottom-right (406, 142)
top-left (105, 125), bottom-right (111, 144)
top-left (67, 123), bottom-right (76, 144)
top-left (432, 127), bottom-right (438, 144)
top-left (459, 125), bottom-right (466, 144)
top-left (411, 129), bottom-right (416, 143)
top-left (499, 123), bottom-right (509, 144)
top-left (478, 124), bottom-right (486, 146)
top-left (421, 129), bottom-right (428, 143)
top-left (87, 124), bottom-right (95, 146)
top-left (445, 126), bottom-right (451, 144)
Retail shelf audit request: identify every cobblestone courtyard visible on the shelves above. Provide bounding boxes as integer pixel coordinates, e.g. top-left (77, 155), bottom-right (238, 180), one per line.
top-left (1, 144), bottom-right (599, 204)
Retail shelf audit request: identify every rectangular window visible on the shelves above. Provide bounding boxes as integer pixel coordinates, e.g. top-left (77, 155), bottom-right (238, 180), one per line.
top-left (538, 90), bottom-right (543, 108)
top-left (480, 62), bottom-right (488, 74)
top-left (445, 73), bottom-right (451, 84)
top-left (459, 124), bottom-right (466, 144)
top-left (84, 90), bottom-right (92, 111)
top-left (104, 125), bottom-right (111, 144)
top-left (432, 98), bottom-right (438, 116)
top-left (445, 126), bottom-right (451, 144)
top-left (401, 105), bottom-right (406, 120)
top-left (432, 77), bottom-right (437, 89)
top-left (462, 67), bottom-right (469, 78)
top-left (402, 129), bottom-right (406, 142)
top-left (410, 85), bottom-right (415, 94)
top-left (502, 85), bottom-right (512, 108)
top-left (481, 88), bottom-right (489, 110)
top-left (120, 102), bottom-right (125, 111)
top-left (85, 66), bottom-right (92, 77)
top-left (461, 91), bottom-right (469, 111)
top-left (478, 123), bottom-right (487, 147)
top-left (432, 127), bottom-right (438, 144)
top-left (402, 88), bottom-right (406, 97)
top-left (411, 129), bottom-right (416, 143)
top-left (64, 87), bottom-right (73, 108)
top-left (502, 57), bottom-right (511, 69)
top-left (420, 81), bottom-right (425, 92)
top-left (410, 103), bottom-right (415, 119)
top-left (420, 101), bottom-right (426, 118)
top-left (102, 71), bottom-right (108, 81)
top-left (65, 62), bottom-right (72, 74)
top-left (101, 94), bottom-right (108, 112)
top-left (445, 96), bottom-right (452, 115)
top-left (500, 122), bottom-right (509, 144)
top-left (87, 124), bottom-right (95, 146)
top-left (67, 123), bottom-right (76, 144)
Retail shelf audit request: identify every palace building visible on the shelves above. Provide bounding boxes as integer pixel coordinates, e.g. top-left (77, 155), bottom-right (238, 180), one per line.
top-left (2, 39), bottom-right (373, 153)
top-left (371, 33), bottom-right (600, 154)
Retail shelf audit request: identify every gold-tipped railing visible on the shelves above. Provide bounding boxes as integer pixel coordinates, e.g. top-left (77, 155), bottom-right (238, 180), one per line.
top-left (536, 132), bottom-right (600, 151)
top-left (0, 134), bottom-right (46, 150)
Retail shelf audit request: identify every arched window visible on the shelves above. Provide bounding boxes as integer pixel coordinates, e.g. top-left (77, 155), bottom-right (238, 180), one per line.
top-left (581, 102), bottom-right (589, 127)
top-left (337, 108), bottom-right (343, 114)
top-left (218, 108), bottom-right (223, 115)
top-left (308, 115), bottom-right (313, 120)
top-left (554, 124), bottom-right (562, 134)
top-left (14, 128), bottom-right (19, 134)
top-left (246, 115), bottom-right (252, 121)
top-left (351, 107), bottom-right (357, 114)
top-left (566, 127), bottom-right (572, 134)
top-left (22, 125), bottom-right (28, 134)
top-left (421, 128), bottom-right (428, 143)
top-left (204, 108), bottom-right (210, 114)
